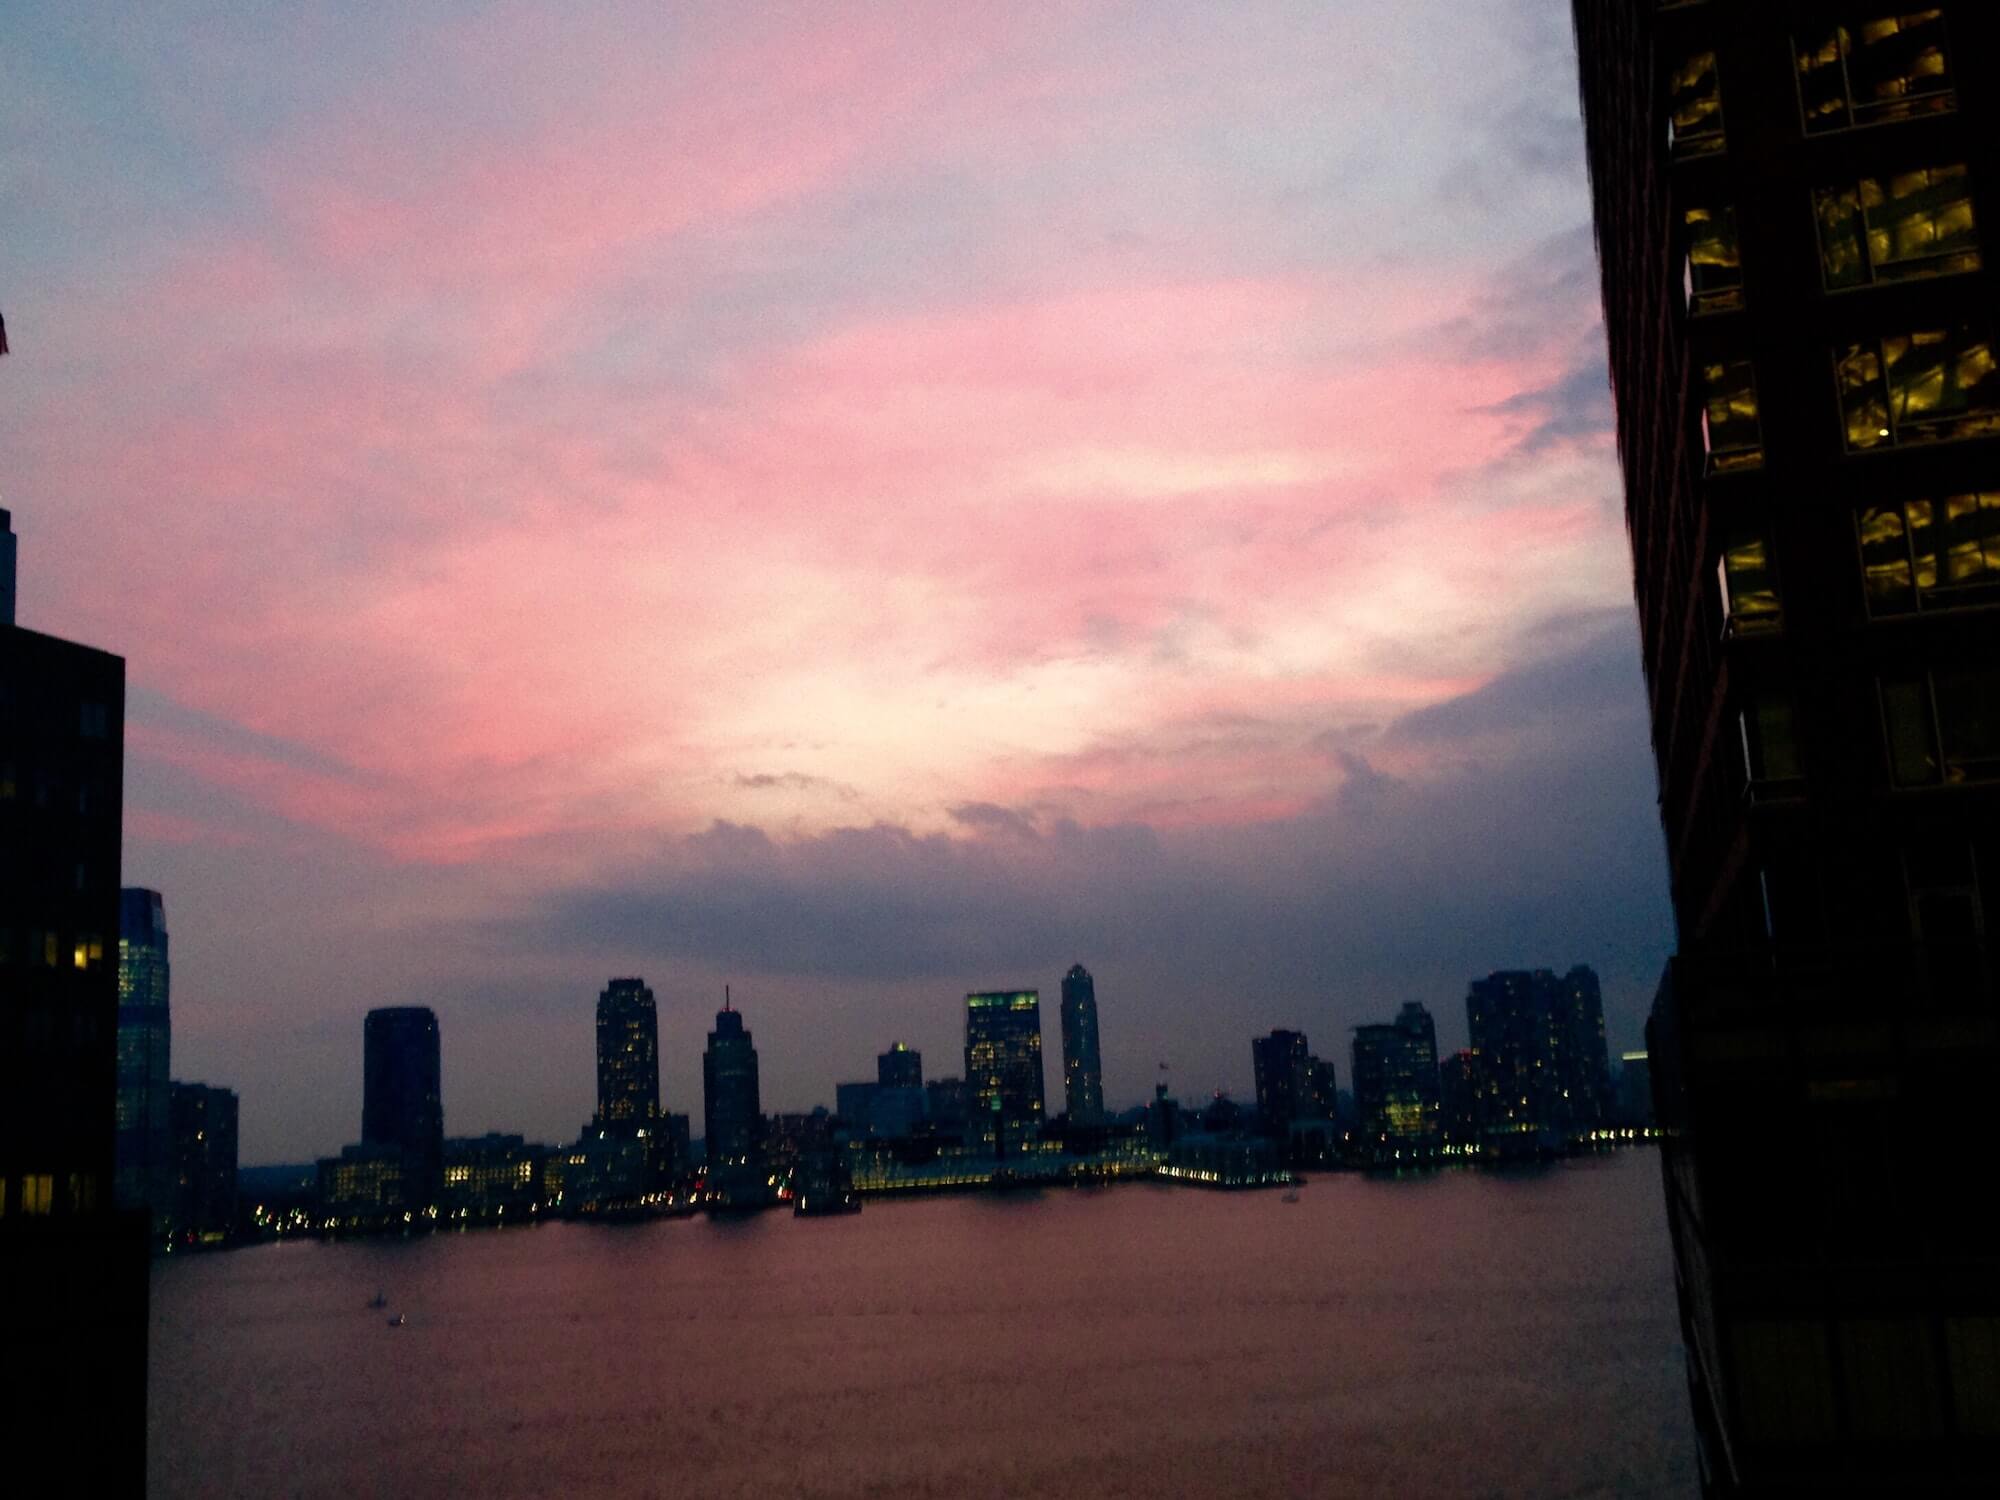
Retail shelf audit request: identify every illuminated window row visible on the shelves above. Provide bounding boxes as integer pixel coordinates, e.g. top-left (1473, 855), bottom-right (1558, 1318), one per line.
top-left (1670, 11), bottom-right (1954, 160)
top-left (1686, 166), bottom-right (1979, 315)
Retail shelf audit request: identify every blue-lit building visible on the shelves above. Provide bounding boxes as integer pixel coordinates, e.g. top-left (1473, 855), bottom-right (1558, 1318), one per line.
top-left (114, 887), bottom-right (172, 1232)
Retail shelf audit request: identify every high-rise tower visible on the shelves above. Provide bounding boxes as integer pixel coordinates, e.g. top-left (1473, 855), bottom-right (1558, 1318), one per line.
top-left (1059, 964), bottom-right (1105, 1124)
top-left (595, 977), bottom-right (660, 1135)
top-left (1351, 1002), bottom-right (1441, 1155)
top-left (114, 887), bottom-right (172, 1231)
top-left (702, 993), bottom-right (763, 1167)
top-left (1251, 1028), bottom-right (1311, 1133)
top-left (1573, 4), bottom-right (2000, 1490)
top-left (361, 1006), bottom-right (443, 1204)
top-left (964, 990), bottom-right (1044, 1157)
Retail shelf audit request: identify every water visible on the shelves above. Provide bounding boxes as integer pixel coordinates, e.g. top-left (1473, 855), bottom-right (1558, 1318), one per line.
top-left (151, 1150), bottom-right (1697, 1498)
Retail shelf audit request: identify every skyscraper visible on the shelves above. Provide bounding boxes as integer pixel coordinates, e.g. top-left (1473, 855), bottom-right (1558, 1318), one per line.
top-left (877, 1040), bottom-right (922, 1089)
top-left (1465, 971), bottom-right (1565, 1157)
top-left (1572, 4), bottom-right (2000, 1487)
top-left (362, 1006), bottom-right (443, 1204)
top-left (1250, 1029), bottom-right (1312, 1133)
top-left (1554, 965), bottom-right (1611, 1130)
top-left (0, 506), bottom-right (146, 1489)
top-left (114, 887), bottom-right (172, 1231)
top-left (702, 995), bottom-right (763, 1167)
top-left (1059, 963), bottom-right (1105, 1124)
top-left (1351, 1002), bottom-right (1441, 1155)
top-left (168, 1082), bottom-right (238, 1245)
top-left (594, 977), bottom-right (660, 1135)
top-left (964, 990), bottom-right (1044, 1157)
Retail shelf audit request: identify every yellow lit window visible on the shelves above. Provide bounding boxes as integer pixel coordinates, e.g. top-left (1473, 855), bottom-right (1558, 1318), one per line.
top-left (1798, 12), bottom-right (1953, 134)
top-left (1718, 524), bottom-right (1780, 633)
top-left (1699, 357), bottom-right (1763, 473)
top-left (21, 1174), bottom-right (55, 1215)
top-left (1684, 205), bottom-right (1744, 314)
top-left (1838, 329), bottom-right (2000, 451)
top-left (1667, 51), bottom-right (1724, 158)
top-left (1816, 165), bottom-right (1979, 290)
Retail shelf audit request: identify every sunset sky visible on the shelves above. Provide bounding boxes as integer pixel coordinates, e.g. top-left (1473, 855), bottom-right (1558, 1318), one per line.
top-left (2, 1), bottom-right (1671, 1162)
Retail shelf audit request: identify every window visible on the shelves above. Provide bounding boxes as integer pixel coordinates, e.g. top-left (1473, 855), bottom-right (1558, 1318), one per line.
top-left (1882, 669), bottom-right (2000, 786)
top-left (77, 701), bottom-right (109, 739)
top-left (1740, 695), bottom-right (1803, 785)
top-left (1700, 357), bottom-right (1763, 472)
top-left (1718, 522), bottom-right (1780, 632)
top-left (1684, 205), bottom-right (1744, 314)
top-left (1668, 51), bottom-right (1724, 158)
top-left (1859, 494), bottom-right (2000, 615)
top-left (1837, 328), bottom-right (2000, 451)
top-left (1798, 12), bottom-right (1953, 134)
top-left (1730, 1320), bottom-right (1838, 1443)
top-left (1815, 165), bottom-right (1979, 290)
top-left (21, 1174), bottom-right (54, 1216)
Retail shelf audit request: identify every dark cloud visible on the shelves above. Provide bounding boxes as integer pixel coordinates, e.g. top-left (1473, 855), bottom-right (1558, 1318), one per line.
top-left (524, 621), bottom-right (1672, 1106)
top-left (949, 801), bottom-right (1041, 839)
top-left (1479, 354), bottom-right (1614, 454)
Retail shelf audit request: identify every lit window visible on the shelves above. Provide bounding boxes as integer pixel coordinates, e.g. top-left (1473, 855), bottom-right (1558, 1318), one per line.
top-left (1859, 494), bottom-right (2000, 616)
top-left (1816, 165), bottom-right (1979, 290)
top-left (1684, 205), bottom-right (1744, 314)
top-left (1668, 51), bottom-right (1724, 158)
top-left (1718, 523), bottom-right (1780, 633)
top-left (21, 1174), bottom-right (55, 1215)
top-left (1797, 12), bottom-right (1953, 134)
top-left (1700, 357), bottom-right (1763, 473)
top-left (1837, 328), bottom-right (2000, 451)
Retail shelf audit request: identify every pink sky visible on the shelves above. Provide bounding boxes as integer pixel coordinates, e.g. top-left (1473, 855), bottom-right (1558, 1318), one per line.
top-left (2, 1), bottom-right (1665, 1160)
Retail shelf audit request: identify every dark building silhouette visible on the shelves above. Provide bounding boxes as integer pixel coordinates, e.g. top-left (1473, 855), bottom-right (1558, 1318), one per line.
top-left (595, 977), bottom-right (660, 1136)
top-left (1352, 1002), bottom-right (1441, 1155)
top-left (1466, 972), bottom-right (1566, 1156)
top-left (964, 990), bottom-right (1044, 1157)
top-left (1438, 1049), bottom-right (1481, 1153)
top-left (362, 1006), bottom-right (443, 1204)
top-left (1251, 1029), bottom-right (1312, 1133)
top-left (877, 1041), bottom-right (922, 1089)
top-left (114, 887), bottom-right (172, 1232)
top-left (1572, 3), bottom-right (2000, 1489)
top-left (835, 1079), bottom-right (879, 1134)
top-left (702, 995), bottom-right (763, 1167)
top-left (168, 1082), bottom-right (237, 1244)
top-left (1059, 963), bottom-right (1106, 1124)
top-left (925, 1075), bottom-right (968, 1140)
top-left (1556, 966), bottom-right (1613, 1130)
top-left (1614, 1051), bottom-right (1654, 1132)
top-left (0, 507), bottom-right (146, 1489)
top-left (1306, 1056), bottom-right (1340, 1122)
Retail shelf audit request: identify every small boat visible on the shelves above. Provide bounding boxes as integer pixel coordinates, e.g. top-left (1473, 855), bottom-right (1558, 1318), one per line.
top-left (386, 1313), bottom-right (406, 1327)
top-left (367, 1290), bottom-right (388, 1309)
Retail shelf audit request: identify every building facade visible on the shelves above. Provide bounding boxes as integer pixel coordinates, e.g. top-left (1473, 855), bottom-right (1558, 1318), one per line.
top-left (1572, 3), bottom-right (2000, 1490)
top-left (964, 990), bottom-right (1045, 1157)
top-left (114, 887), bottom-right (172, 1231)
top-left (1059, 963), bottom-right (1106, 1124)
top-left (0, 507), bottom-right (146, 1489)
top-left (168, 1082), bottom-right (238, 1244)
top-left (361, 1006), bottom-right (443, 1205)
top-left (1251, 1029), bottom-right (1312, 1132)
top-left (877, 1041), bottom-right (922, 1089)
top-left (702, 999), bottom-right (763, 1167)
top-left (1351, 1002), bottom-right (1442, 1155)
top-left (595, 977), bottom-right (660, 1135)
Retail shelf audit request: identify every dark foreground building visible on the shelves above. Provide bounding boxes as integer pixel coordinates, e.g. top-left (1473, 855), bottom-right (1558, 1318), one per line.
top-left (1351, 1002), bottom-right (1441, 1157)
top-left (1573, 4), bottom-right (2000, 1491)
top-left (0, 508), bottom-right (146, 1487)
top-left (702, 995), bottom-right (763, 1168)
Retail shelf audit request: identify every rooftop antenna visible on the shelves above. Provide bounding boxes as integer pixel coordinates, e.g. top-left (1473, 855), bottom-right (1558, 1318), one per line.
top-left (724, 983), bottom-right (732, 1013)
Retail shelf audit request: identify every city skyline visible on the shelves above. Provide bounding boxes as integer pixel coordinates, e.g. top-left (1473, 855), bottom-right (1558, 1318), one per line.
top-left (1, 0), bottom-right (1673, 1164)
